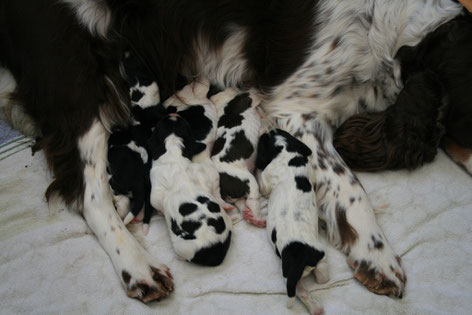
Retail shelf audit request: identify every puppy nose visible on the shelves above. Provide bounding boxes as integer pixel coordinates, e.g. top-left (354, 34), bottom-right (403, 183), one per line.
top-left (169, 113), bottom-right (180, 117)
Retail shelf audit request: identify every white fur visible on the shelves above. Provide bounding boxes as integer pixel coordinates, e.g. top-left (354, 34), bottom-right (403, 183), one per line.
top-left (0, 68), bottom-right (38, 137)
top-left (150, 134), bottom-right (232, 261)
top-left (263, 0), bottom-right (462, 126)
top-left (189, 26), bottom-right (251, 88)
top-left (130, 81), bottom-right (161, 109)
top-left (210, 89), bottom-right (263, 224)
top-left (79, 119), bottom-right (172, 300)
top-left (60, 0), bottom-right (112, 37)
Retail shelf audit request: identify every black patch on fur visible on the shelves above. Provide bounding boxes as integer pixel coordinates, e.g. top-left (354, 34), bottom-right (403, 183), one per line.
top-left (191, 232), bottom-right (232, 266)
top-left (211, 136), bottom-right (226, 156)
top-left (122, 271), bottom-right (131, 284)
top-left (207, 217), bottom-right (226, 234)
top-left (288, 156), bottom-right (309, 167)
top-left (219, 172), bottom-right (250, 199)
top-left (181, 220), bottom-right (202, 235)
top-left (271, 228), bottom-right (277, 244)
top-left (197, 196), bottom-right (210, 204)
top-left (371, 234), bottom-right (384, 250)
top-left (207, 201), bottom-right (221, 213)
top-left (217, 93), bottom-right (252, 128)
top-left (131, 89), bottom-right (145, 103)
top-left (281, 242), bottom-right (325, 297)
top-left (177, 105), bottom-right (212, 142)
top-left (332, 163), bottom-right (346, 175)
top-left (179, 203), bottom-right (199, 216)
top-left (295, 176), bottom-right (312, 192)
top-left (220, 131), bottom-right (254, 163)
top-left (171, 219), bottom-right (199, 240)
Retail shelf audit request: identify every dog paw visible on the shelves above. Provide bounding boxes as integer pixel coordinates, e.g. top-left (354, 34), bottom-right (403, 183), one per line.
top-left (121, 264), bottom-right (174, 303)
top-left (348, 253), bottom-right (406, 298)
top-left (242, 209), bottom-right (266, 228)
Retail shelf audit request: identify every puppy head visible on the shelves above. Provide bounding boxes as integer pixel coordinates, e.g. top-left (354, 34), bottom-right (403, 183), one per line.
top-left (256, 129), bottom-right (311, 171)
top-left (147, 114), bottom-right (206, 160)
top-left (281, 242), bottom-right (325, 298)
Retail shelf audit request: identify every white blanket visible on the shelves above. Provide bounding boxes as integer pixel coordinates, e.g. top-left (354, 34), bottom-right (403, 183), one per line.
top-left (1, 136), bottom-right (472, 314)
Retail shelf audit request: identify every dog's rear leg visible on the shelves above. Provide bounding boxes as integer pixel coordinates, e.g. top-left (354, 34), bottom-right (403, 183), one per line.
top-left (279, 115), bottom-right (406, 298)
top-left (80, 120), bottom-right (173, 302)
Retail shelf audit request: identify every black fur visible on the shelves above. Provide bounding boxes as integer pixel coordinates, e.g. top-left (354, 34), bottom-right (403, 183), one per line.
top-left (191, 232), bottom-right (232, 266)
top-left (217, 93), bottom-right (252, 128)
top-left (220, 131), bottom-right (254, 163)
top-left (147, 115), bottom-right (206, 161)
top-left (219, 172), bottom-right (250, 200)
top-left (281, 242), bottom-right (325, 298)
top-left (294, 176), bottom-right (312, 193)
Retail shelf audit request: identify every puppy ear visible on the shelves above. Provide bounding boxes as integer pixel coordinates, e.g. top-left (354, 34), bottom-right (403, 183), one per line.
top-left (147, 131), bottom-right (166, 161)
top-left (276, 129), bottom-right (312, 157)
top-left (282, 253), bottom-right (305, 298)
top-left (256, 133), bottom-right (277, 170)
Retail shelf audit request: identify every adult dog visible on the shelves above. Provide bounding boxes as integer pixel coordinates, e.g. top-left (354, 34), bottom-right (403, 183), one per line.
top-left (0, 0), bottom-right (464, 302)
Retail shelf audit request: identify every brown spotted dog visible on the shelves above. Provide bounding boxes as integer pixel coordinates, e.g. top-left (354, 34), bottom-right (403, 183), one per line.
top-left (210, 89), bottom-right (265, 227)
top-left (256, 129), bottom-right (328, 315)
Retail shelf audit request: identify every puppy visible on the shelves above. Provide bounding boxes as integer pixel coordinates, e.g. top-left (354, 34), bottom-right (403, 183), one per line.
top-left (165, 80), bottom-right (233, 210)
top-left (148, 114), bottom-right (232, 266)
top-left (256, 129), bottom-right (328, 314)
top-left (333, 71), bottom-right (447, 172)
top-left (210, 89), bottom-right (265, 227)
top-left (107, 51), bottom-right (166, 234)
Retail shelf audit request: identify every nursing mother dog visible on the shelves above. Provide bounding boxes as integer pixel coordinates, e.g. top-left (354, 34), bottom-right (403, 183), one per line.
top-left (0, 0), bottom-right (465, 302)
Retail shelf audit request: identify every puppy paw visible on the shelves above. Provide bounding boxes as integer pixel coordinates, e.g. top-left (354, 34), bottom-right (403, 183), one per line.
top-left (348, 252), bottom-right (406, 298)
top-left (242, 209), bottom-right (266, 228)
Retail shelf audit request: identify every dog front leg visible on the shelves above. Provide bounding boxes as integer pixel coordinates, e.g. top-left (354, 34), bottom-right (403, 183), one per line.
top-left (80, 120), bottom-right (173, 302)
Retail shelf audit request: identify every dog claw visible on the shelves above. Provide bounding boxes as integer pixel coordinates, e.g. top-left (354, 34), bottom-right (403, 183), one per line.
top-left (123, 213), bottom-right (135, 225)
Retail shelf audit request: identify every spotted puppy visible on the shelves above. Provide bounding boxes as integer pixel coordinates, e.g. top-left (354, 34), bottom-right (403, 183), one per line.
top-left (164, 80), bottom-right (233, 211)
top-left (148, 114), bottom-right (232, 266)
top-left (256, 129), bottom-right (328, 314)
top-left (210, 89), bottom-right (264, 227)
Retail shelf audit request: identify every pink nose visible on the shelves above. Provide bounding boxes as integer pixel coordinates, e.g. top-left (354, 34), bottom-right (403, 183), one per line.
top-left (169, 113), bottom-right (180, 117)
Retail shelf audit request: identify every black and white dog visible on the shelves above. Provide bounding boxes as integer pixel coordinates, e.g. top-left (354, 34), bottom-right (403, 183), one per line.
top-left (0, 0), bottom-right (466, 302)
top-left (210, 89), bottom-right (265, 227)
top-left (256, 129), bottom-right (328, 314)
top-left (148, 114), bottom-right (233, 266)
top-left (107, 51), bottom-right (166, 234)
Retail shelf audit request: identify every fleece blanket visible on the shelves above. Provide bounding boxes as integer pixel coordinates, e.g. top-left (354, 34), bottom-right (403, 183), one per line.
top-left (1, 132), bottom-right (472, 314)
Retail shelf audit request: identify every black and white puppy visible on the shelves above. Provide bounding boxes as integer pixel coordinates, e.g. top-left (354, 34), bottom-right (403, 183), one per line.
top-left (107, 51), bottom-right (166, 234)
top-left (210, 89), bottom-right (265, 227)
top-left (164, 80), bottom-right (234, 210)
top-left (256, 129), bottom-right (328, 314)
top-left (148, 114), bottom-right (232, 266)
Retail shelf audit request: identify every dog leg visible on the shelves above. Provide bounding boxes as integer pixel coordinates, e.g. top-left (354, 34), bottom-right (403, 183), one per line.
top-left (278, 115), bottom-right (406, 298)
top-left (112, 194), bottom-right (130, 219)
top-left (79, 120), bottom-right (173, 302)
top-left (296, 279), bottom-right (324, 315)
